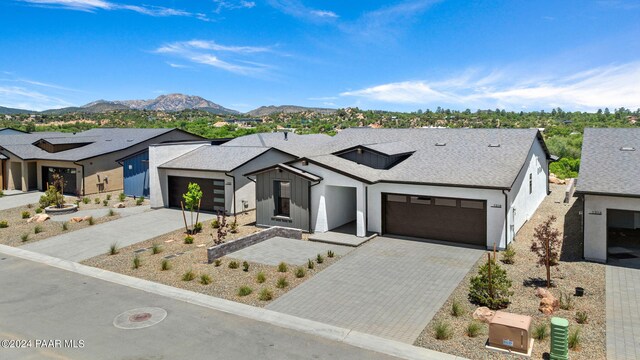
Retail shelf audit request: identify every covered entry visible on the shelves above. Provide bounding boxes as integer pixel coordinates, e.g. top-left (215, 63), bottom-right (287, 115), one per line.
top-left (607, 209), bottom-right (640, 262)
top-left (42, 166), bottom-right (77, 194)
top-left (383, 193), bottom-right (487, 246)
top-left (168, 176), bottom-right (225, 213)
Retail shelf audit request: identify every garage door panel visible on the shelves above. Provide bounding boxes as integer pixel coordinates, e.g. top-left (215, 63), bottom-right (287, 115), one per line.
top-left (168, 176), bottom-right (224, 213)
top-left (384, 194), bottom-right (486, 246)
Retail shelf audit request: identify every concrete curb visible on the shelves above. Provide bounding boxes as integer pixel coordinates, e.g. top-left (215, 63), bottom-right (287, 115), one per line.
top-left (0, 244), bottom-right (466, 360)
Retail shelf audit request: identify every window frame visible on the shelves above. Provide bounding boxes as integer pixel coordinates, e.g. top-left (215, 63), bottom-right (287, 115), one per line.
top-left (274, 180), bottom-right (291, 217)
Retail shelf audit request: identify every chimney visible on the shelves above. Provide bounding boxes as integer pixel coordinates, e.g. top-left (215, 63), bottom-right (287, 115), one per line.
top-left (284, 131), bottom-right (288, 141)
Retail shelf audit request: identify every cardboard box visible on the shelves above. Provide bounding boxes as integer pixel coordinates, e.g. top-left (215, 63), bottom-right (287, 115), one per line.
top-left (488, 311), bottom-right (532, 354)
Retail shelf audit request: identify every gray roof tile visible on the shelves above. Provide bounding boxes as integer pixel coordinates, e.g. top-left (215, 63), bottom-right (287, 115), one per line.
top-left (159, 146), bottom-right (271, 172)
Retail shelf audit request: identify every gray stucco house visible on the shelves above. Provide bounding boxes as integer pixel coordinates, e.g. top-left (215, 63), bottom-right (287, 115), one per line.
top-left (576, 128), bottom-right (640, 263)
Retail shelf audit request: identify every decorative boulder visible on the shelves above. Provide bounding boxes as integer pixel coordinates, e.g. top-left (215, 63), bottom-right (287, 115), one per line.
top-left (535, 288), bottom-right (551, 298)
top-left (28, 214), bottom-right (50, 223)
top-left (473, 307), bottom-right (496, 323)
top-left (537, 288), bottom-right (560, 315)
top-left (82, 216), bottom-right (92, 221)
top-left (70, 217), bottom-right (84, 223)
top-left (113, 203), bottom-right (126, 208)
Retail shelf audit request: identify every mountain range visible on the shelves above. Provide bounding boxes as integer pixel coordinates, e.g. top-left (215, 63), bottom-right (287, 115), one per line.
top-left (0, 94), bottom-right (336, 116)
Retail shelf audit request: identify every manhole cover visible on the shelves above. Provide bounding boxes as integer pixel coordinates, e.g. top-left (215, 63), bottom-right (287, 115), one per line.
top-left (113, 307), bottom-right (167, 329)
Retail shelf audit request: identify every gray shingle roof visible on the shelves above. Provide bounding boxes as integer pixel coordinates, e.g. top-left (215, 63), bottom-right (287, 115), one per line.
top-left (0, 128), bottom-right (180, 161)
top-left (159, 146), bottom-right (271, 172)
top-left (300, 128), bottom-right (548, 189)
top-left (222, 132), bottom-right (331, 156)
top-left (576, 128), bottom-right (640, 197)
top-left (361, 141), bottom-right (415, 155)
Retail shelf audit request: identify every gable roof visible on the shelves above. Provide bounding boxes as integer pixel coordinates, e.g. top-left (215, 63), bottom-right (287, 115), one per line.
top-left (222, 132), bottom-right (332, 157)
top-left (0, 128), bottom-right (190, 161)
top-left (576, 128), bottom-right (640, 197)
top-left (159, 146), bottom-right (273, 172)
top-left (297, 128), bottom-right (549, 189)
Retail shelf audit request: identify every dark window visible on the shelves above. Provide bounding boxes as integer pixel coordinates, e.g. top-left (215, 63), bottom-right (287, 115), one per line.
top-left (529, 173), bottom-right (533, 194)
top-left (275, 181), bottom-right (291, 217)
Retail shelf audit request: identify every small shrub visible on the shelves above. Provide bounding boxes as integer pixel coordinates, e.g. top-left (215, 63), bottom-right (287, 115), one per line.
top-left (276, 276), bottom-right (289, 289)
top-left (62, 222), bottom-right (68, 231)
top-left (132, 255), bottom-right (141, 269)
top-left (21, 211), bottom-right (31, 219)
top-left (211, 219), bottom-right (220, 228)
top-left (468, 258), bottom-right (513, 310)
top-left (27, 203), bottom-right (32, 209)
top-left (102, 200), bottom-right (108, 206)
top-left (575, 311), bottom-right (588, 324)
top-left (199, 274), bottom-right (212, 285)
top-left (466, 321), bottom-right (483, 338)
top-left (20, 233), bottom-right (29, 242)
top-left (184, 235), bottom-right (194, 244)
top-left (559, 291), bottom-right (574, 310)
top-left (316, 254), bottom-right (324, 264)
top-left (568, 328), bottom-right (581, 350)
top-left (106, 194), bottom-right (112, 201)
top-left (533, 323), bottom-right (548, 340)
top-left (109, 242), bottom-right (119, 255)
top-left (119, 193), bottom-right (126, 202)
top-left (151, 243), bottom-right (162, 254)
top-left (277, 262), bottom-right (288, 272)
top-left (35, 207), bottom-right (42, 214)
top-left (182, 270), bottom-right (196, 281)
top-left (0, 220), bottom-right (8, 228)
top-left (82, 197), bottom-right (90, 204)
top-left (258, 288), bottom-right (273, 301)
top-left (242, 261), bottom-right (250, 272)
top-left (34, 225), bottom-right (43, 234)
top-left (161, 259), bottom-right (171, 271)
top-left (327, 250), bottom-right (335, 258)
top-left (256, 271), bottom-right (266, 283)
top-left (214, 259), bottom-right (222, 267)
top-left (193, 221), bottom-right (202, 233)
top-left (88, 216), bottom-right (95, 225)
top-left (501, 244), bottom-right (516, 264)
top-left (108, 209), bottom-right (115, 216)
top-left (136, 197), bottom-right (144, 206)
top-left (451, 300), bottom-right (464, 317)
top-left (238, 286), bottom-right (253, 296)
top-left (433, 321), bottom-right (452, 340)
top-left (228, 260), bottom-right (239, 269)
top-left (94, 198), bottom-right (100, 204)
top-left (295, 267), bottom-right (306, 278)
top-left (229, 220), bottom-right (238, 233)
top-left (39, 185), bottom-right (64, 209)
top-left (307, 259), bottom-right (315, 269)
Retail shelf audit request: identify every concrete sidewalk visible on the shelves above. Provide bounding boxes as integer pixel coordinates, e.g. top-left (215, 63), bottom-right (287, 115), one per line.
top-left (0, 191), bottom-right (44, 211)
top-left (20, 208), bottom-right (214, 262)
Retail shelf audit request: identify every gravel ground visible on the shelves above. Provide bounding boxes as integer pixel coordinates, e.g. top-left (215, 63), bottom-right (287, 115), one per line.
top-left (0, 191), bottom-right (147, 247)
top-left (414, 184), bottom-right (606, 359)
top-left (82, 211), bottom-right (341, 307)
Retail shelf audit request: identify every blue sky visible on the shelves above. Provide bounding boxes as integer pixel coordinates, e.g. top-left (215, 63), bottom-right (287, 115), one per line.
top-left (1, 0), bottom-right (639, 112)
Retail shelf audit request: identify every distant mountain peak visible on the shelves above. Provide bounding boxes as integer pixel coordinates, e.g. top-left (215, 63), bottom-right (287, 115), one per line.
top-left (79, 93), bottom-right (239, 115)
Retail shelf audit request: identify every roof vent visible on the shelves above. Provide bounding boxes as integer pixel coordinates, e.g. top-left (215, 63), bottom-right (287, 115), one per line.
top-left (105, 139), bottom-right (112, 142)
top-left (356, 148), bottom-right (363, 154)
top-left (620, 146), bottom-right (636, 151)
top-left (488, 144), bottom-right (501, 148)
top-left (127, 139), bottom-right (134, 142)
top-left (435, 142), bottom-right (446, 146)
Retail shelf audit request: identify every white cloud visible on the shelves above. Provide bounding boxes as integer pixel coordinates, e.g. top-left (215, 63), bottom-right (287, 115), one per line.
top-left (0, 86), bottom-right (73, 110)
top-left (21, 0), bottom-right (209, 20)
top-left (213, 0), bottom-right (256, 13)
top-left (308, 96), bottom-right (338, 101)
top-left (310, 10), bottom-right (338, 18)
top-left (155, 40), bottom-right (272, 76)
top-left (341, 62), bottom-right (640, 111)
top-left (267, 0), bottom-right (338, 21)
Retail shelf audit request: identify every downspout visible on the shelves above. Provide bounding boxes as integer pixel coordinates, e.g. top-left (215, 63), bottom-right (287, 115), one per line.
top-left (225, 172), bottom-right (236, 216)
top-left (365, 185), bottom-right (369, 236)
top-left (309, 179), bottom-right (321, 233)
top-left (502, 189), bottom-right (509, 249)
top-left (73, 161), bottom-right (85, 197)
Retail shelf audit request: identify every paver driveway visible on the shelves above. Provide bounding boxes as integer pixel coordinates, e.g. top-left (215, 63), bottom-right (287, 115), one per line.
top-left (607, 265), bottom-right (640, 360)
top-left (267, 236), bottom-right (483, 343)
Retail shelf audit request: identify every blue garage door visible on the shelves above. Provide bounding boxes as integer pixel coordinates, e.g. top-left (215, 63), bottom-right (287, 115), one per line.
top-left (123, 151), bottom-right (149, 198)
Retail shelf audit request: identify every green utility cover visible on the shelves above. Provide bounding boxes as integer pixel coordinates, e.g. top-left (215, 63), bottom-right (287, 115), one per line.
top-left (551, 317), bottom-right (569, 327)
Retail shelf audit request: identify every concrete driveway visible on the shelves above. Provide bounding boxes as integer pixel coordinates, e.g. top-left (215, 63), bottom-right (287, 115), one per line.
top-left (20, 208), bottom-right (214, 262)
top-left (0, 191), bottom-right (44, 211)
top-left (607, 265), bottom-right (640, 360)
top-left (267, 236), bottom-right (483, 343)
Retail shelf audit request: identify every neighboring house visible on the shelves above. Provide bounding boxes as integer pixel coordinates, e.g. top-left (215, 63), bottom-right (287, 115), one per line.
top-left (0, 128), bottom-right (28, 136)
top-left (148, 132), bottom-right (331, 215)
top-left (245, 128), bottom-right (552, 250)
top-left (576, 128), bottom-right (640, 263)
top-left (0, 128), bottom-right (202, 195)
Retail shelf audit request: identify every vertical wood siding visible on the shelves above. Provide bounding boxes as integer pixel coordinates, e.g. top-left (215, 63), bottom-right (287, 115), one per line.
top-left (256, 169), bottom-right (311, 231)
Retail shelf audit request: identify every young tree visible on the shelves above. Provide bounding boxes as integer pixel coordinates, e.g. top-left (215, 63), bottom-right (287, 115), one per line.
top-left (182, 182), bottom-right (202, 234)
top-left (469, 254), bottom-right (513, 309)
top-left (531, 215), bottom-right (561, 287)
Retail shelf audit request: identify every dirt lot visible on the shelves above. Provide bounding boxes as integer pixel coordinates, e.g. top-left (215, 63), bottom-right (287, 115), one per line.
top-left (0, 191), bottom-right (147, 247)
top-left (415, 184), bottom-right (606, 359)
top-left (82, 211), bottom-right (341, 307)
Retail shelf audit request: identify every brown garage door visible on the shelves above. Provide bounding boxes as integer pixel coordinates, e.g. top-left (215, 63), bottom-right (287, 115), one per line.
top-left (383, 194), bottom-right (486, 246)
top-left (168, 176), bottom-right (225, 213)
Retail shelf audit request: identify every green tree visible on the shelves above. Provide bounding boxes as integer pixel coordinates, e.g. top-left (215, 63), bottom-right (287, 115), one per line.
top-left (182, 182), bottom-right (203, 234)
top-left (469, 256), bottom-right (513, 309)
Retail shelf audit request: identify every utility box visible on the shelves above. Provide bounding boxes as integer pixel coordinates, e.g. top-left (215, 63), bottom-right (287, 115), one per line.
top-left (488, 311), bottom-right (533, 354)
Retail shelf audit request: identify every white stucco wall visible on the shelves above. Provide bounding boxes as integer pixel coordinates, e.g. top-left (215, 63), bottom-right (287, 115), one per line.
top-left (507, 138), bottom-right (549, 242)
top-left (149, 143), bottom-right (207, 208)
top-left (367, 182), bottom-right (507, 249)
top-left (584, 194), bottom-right (640, 262)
